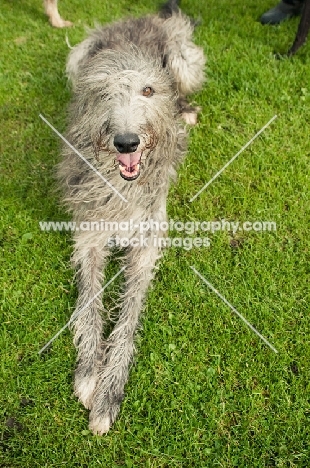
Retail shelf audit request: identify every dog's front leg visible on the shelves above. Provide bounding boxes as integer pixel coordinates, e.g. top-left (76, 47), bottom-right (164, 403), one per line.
top-left (70, 241), bottom-right (110, 410)
top-left (89, 242), bottom-right (161, 435)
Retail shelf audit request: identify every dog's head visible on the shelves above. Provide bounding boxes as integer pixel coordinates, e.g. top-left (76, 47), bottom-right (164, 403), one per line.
top-left (71, 49), bottom-right (178, 182)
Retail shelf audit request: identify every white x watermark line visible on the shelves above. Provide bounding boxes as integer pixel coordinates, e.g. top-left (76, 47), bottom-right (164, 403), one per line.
top-left (38, 266), bottom-right (126, 355)
top-left (39, 114), bottom-right (128, 203)
top-left (190, 266), bottom-right (278, 353)
top-left (190, 115), bottom-right (278, 202)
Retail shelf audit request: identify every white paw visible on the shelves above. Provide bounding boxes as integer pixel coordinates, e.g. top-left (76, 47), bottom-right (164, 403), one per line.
top-left (50, 16), bottom-right (73, 28)
top-left (74, 376), bottom-right (97, 409)
top-left (89, 415), bottom-right (111, 435)
top-left (182, 111), bottom-right (198, 126)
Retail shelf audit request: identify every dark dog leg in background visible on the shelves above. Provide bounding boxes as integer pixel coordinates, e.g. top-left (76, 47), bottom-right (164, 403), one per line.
top-left (44, 0), bottom-right (72, 27)
top-left (288, 0), bottom-right (310, 55)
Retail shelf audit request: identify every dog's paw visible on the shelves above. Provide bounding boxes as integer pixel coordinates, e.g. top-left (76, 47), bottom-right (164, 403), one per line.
top-left (182, 111), bottom-right (198, 125)
top-left (89, 414), bottom-right (111, 435)
top-left (74, 375), bottom-right (97, 410)
top-left (88, 390), bottom-right (124, 435)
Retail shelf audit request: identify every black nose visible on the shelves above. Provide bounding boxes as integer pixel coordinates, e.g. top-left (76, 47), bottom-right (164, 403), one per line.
top-left (114, 133), bottom-right (140, 153)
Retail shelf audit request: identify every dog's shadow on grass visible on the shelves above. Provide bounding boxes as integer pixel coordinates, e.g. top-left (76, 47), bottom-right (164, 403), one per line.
top-left (2, 0), bottom-right (52, 27)
top-left (5, 60), bottom-right (72, 224)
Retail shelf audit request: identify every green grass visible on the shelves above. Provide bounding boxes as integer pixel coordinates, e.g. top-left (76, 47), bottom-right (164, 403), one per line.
top-left (1, 0), bottom-right (310, 466)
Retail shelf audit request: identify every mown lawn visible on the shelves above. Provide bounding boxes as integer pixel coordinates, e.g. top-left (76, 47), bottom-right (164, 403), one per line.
top-left (0, 0), bottom-right (309, 466)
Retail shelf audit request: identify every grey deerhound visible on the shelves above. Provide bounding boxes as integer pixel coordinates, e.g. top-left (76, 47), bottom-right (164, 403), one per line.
top-left (58, 0), bottom-right (205, 434)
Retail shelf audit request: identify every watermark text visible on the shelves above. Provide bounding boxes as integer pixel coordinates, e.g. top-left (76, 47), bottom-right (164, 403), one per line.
top-left (39, 219), bottom-right (277, 235)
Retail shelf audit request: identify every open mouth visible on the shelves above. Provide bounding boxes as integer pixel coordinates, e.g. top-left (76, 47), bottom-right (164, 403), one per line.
top-left (116, 152), bottom-right (142, 181)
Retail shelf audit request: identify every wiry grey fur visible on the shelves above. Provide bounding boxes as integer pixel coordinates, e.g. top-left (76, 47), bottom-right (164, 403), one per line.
top-left (58, 1), bottom-right (205, 435)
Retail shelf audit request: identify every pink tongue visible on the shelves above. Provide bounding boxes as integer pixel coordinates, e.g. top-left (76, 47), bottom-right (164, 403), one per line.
top-left (117, 152), bottom-right (141, 168)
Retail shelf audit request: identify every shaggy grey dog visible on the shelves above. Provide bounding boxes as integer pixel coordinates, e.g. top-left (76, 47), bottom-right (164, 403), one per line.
top-left (58, 0), bottom-right (205, 434)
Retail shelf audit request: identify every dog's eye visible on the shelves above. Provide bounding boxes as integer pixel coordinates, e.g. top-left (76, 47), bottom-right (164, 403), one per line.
top-left (142, 86), bottom-right (154, 97)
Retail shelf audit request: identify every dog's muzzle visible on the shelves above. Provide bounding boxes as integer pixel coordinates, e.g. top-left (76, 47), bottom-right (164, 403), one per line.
top-left (114, 133), bottom-right (142, 181)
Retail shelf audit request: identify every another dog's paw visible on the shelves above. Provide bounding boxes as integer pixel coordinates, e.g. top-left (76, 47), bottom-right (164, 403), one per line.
top-left (74, 375), bottom-right (97, 410)
top-left (50, 17), bottom-right (73, 28)
top-left (89, 414), bottom-right (111, 435)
